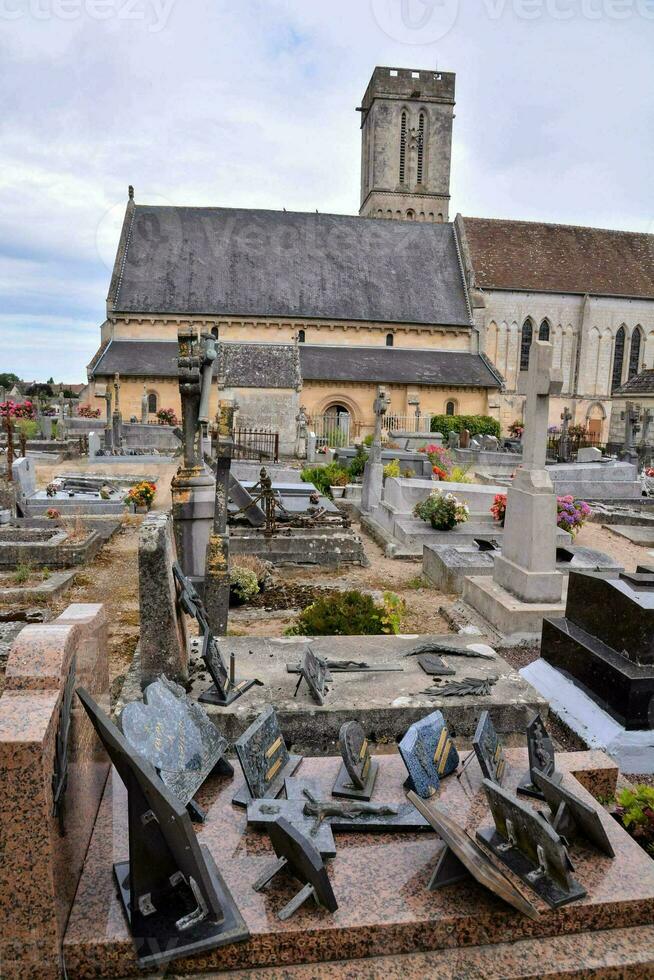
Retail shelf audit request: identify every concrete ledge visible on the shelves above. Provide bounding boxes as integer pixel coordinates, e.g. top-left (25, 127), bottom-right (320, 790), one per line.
top-left (462, 576), bottom-right (565, 645)
top-left (521, 658), bottom-right (654, 773)
top-left (0, 569), bottom-right (76, 604)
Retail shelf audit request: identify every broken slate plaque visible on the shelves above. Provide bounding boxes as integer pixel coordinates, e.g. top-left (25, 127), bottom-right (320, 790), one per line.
top-left (233, 705), bottom-right (302, 808)
top-left (477, 778), bottom-right (586, 908)
top-left (120, 676), bottom-right (232, 806)
top-left (398, 710), bottom-right (459, 799)
top-left (295, 647), bottom-right (329, 705)
top-left (332, 721), bottom-right (379, 801)
top-left (472, 710), bottom-right (506, 785)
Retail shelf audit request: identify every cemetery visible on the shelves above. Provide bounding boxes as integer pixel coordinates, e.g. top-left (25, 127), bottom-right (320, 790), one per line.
top-left (2, 329), bottom-right (654, 979)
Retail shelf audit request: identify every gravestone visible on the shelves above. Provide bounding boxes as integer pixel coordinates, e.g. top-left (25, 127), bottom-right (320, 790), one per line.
top-left (229, 473), bottom-right (266, 527)
top-left (233, 705), bottom-right (302, 807)
top-left (398, 709), bottom-right (459, 798)
top-left (407, 791), bottom-right (539, 919)
top-left (472, 710), bottom-right (506, 784)
top-left (12, 456), bottom-right (36, 499)
top-left (120, 676), bottom-right (233, 821)
top-left (138, 514), bottom-right (188, 685)
top-left (306, 431), bottom-right (317, 463)
top-left (477, 778), bottom-right (585, 908)
top-left (361, 386), bottom-right (390, 513)
top-left (541, 569), bottom-right (654, 730)
top-left (294, 647), bottom-right (329, 705)
top-left (577, 446), bottom-right (602, 462)
top-left (87, 431), bottom-right (100, 458)
top-left (332, 720), bottom-right (379, 800)
top-left (77, 687), bottom-right (249, 968)
top-left (447, 431), bottom-right (460, 450)
top-left (252, 817), bottom-right (338, 921)
top-left (518, 713), bottom-right (561, 800)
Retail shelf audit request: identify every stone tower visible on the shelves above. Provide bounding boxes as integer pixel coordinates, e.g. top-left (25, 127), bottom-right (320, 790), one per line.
top-left (358, 66), bottom-right (455, 223)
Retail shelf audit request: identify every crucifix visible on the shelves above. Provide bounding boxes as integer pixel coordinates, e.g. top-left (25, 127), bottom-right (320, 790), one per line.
top-left (621, 403), bottom-right (641, 464)
top-left (112, 373), bottom-right (123, 450)
top-left (517, 342), bottom-right (563, 471)
top-left (559, 406), bottom-right (572, 462)
top-left (371, 386), bottom-right (390, 464)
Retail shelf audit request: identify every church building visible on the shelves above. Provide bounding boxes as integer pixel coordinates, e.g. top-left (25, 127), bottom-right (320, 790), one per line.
top-left (87, 66), bottom-right (654, 444)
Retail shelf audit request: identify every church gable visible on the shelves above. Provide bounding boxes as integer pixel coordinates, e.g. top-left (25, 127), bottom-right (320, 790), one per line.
top-left (109, 204), bottom-right (472, 327)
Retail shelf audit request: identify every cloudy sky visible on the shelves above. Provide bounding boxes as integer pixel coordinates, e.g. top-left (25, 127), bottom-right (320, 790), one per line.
top-left (1, 0), bottom-right (652, 382)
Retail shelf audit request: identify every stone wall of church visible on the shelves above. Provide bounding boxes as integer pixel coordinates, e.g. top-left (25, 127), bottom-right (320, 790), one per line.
top-left (104, 315), bottom-right (473, 351)
top-left (475, 290), bottom-right (654, 440)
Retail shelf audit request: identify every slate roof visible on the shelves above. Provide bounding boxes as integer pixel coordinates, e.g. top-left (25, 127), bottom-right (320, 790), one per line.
top-left (614, 369), bottom-right (654, 396)
top-left (300, 345), bottom-right (501, 388)
top-left (109, 205), bottom-right (472, 326)
top-left (91, 341), bottom-right (300, 389)
top-left (460, 217), bottom-right (654, 299)
top-left (90, 341), bottom-right (501, 389)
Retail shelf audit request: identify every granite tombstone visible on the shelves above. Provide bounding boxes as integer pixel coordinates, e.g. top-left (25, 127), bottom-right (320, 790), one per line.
top-left (233, 705), bottom-right (302, 807)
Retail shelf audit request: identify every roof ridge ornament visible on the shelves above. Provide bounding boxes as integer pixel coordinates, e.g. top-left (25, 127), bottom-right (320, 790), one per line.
top-left (128, 184), bottom-right (134, 201)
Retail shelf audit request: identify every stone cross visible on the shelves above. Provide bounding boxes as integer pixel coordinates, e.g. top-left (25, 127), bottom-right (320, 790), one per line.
top-left (103, 384), bottom-right (113, 451)
top-left (371, 386), bottom-right (390, 465)
top-left (141, 385), bottom-right (149, 424)
top-left (112, 373), bottom-right (123, 450)
top-left (621, 403), bottom-right (641, 464)
top-left (559, 406), bottom-right (572, 462)
top-left (518, 342), bottom-right (563, 470)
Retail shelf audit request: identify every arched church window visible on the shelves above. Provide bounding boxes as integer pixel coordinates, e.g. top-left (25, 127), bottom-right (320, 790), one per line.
top-left (210, 326), bottom-right (219, 339)
top-left (539, 320), bottom-right (550, 341)
top-left (406, 210), bottom-right (415, 220)
top-left (446, 400), bottom-right (456, 416)
top-left (399, 111), bottom-right (407, 184)
top-left (520, 319), bottom-right (533, 370)
top-left (612, 326), bottom-right (626, 391)
top-left (386, 333), bottom-right (394, 347)
top-left (147, 392), bottom-right (158, 414)
top-left (298, 329), bottom-right (305, 343)
top-left (417, 112), bottom-right (425, 184)
top-left (628, 327), bottom-right (642, 379)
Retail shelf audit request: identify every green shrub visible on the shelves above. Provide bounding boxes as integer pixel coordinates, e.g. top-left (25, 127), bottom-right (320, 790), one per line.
top-left (430, 415), bottom-right (501, 438)
top-left (16, 419), bottom-right (40, 441)
top-left (300, 463), bottom-right (348, 497)
top-left (383, 459), bottom-right (401, 479)
top-left (448, 465), bottom-right (474, 484)
top-left (615, 785), bottom-right (654, 856)
top-left (285, 589), bottom-right (404, 636)
top-left (348, 444), bottom-right (368, 479)
top-left (363, 433), bottom-right (375, 447)
top-left (230, 566), bottom-right (260, 603)
top-left (12, 561), bottom-right (32, 584)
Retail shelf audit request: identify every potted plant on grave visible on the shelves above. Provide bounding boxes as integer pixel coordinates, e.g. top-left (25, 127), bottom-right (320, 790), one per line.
top-left (490, 493), bottom-right (507, 526)
top-left (508, 419), bottom-right (524, 439)
top-left (156, 408), bottom-right (178, 426)
top-left (125, 481), bottom-right (156, 512)
top-left (413, 489), bottom-right (469, 531)
top-left (556, 495), bottom-right (592, 538)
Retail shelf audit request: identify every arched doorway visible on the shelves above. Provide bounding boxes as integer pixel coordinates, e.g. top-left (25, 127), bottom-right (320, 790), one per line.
top-left (323, 403), bottom-right (351, 447)
top-left (586, 402), bottom-right (606, 444)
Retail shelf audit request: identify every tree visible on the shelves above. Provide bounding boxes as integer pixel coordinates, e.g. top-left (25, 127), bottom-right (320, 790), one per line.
top-left (26, 383), bottom-right (53, 399)
top-left (0, 372), bottom-right (20, 390)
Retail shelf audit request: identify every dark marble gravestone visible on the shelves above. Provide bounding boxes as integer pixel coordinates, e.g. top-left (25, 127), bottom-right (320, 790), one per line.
top-left (233, 705), bottom-right (302, 808)
top-left (477, 779), bottom-right (585, 909)
top-left (533, 770), bottom-right (615, 857)
top-left (120, 676), bottom-right (233, 821)
top-left (517, 713), bottom-right (561, 801)
top-left (407, 791), bottom-right (539, 919)
top-left (472, 710), bottom-right (506, 785)
top-left (541, 569), bottom-right (654, 730)
top-left (252, 817), bottom-right (338, 921)
top-left (332, 721), bottom-right (379, 800)
top-left (76, 688), bottom-right (249, 968)
top-left (398, 710), bottom-right (459, 799)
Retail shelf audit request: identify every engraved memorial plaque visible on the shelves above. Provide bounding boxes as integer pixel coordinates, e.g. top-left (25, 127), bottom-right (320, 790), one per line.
top-left (233, 705), bottom-right (302, 807)
top-left (332, 721), bottom-right (378, 800)
top-left (477, 778), bottom-right (586, 908)
top-left (518, 713), bottom-right (561, 800)
top-left (398, 710), bottom-right (459, 799)
top-left (533, 770), bottom-right (615, 857)
top-left (472, 710), bottom-right (506, 785)
top-left (294, 647), bottom-right (329, 705)
top-left (246, 798), bottom-right (336, 858)
top-left (120, 676), bottom-right (232, 817)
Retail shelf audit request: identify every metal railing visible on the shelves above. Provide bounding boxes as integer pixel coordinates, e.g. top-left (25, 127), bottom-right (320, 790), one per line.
top-left (232, 427), bottom-right (279, 462)
top-left (308, 414), bottom-right (352, 449)
top-left (386, 414), bottom-right (433, 434)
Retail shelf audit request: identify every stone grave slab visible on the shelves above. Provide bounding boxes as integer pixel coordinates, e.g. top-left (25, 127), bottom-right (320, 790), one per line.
top-left (605, 524), bottom-right (654, 546)
top-left (246, 798), bottom-right (337, 858)
top-left (63, 749), bottom-right (654, 979)
top-left (183, 634), bottom-right (550, 746)
top-left (119, 676), bottom-right (232, 818)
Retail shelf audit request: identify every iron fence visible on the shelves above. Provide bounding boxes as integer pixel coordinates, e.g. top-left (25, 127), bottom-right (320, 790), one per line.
top-left (232, 427), bottom-right (279, 462)
top-left (307, 414), bottom-right (352, 449)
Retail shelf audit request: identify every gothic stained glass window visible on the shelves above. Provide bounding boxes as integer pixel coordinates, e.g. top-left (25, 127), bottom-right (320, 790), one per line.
top-left (539, 320), bottom-right (550, 341)
top-left (628, 327), bottom-right (642, 380)
top-left (520, 319), bottom-right (533, 370)
top-left (612, 326), bottom-right (626, 391)
top-left (399, 111), bottom-right (407, 183)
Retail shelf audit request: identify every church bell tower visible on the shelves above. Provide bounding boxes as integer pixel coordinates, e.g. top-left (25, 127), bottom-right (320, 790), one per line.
top-left (358, 66), bottom-right (455, 223)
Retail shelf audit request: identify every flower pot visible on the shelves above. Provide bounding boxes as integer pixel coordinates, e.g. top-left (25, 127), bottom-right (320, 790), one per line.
top-left (330, 486), bottom-right (346, 498)
top-left (135, 504), bottom-right (149, 514)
